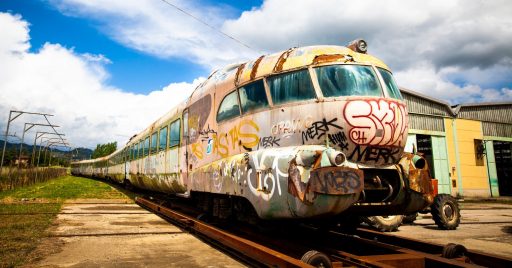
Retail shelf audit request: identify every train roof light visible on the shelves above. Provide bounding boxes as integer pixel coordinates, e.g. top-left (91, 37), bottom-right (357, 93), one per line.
top-left (347, 39), bottom-right (368, 54)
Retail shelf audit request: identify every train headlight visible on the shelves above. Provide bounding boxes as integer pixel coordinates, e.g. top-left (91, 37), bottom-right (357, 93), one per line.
top-left (328, 151), bottom-right (346, 166)
top-left (347, 39), bottom-right (368, 54)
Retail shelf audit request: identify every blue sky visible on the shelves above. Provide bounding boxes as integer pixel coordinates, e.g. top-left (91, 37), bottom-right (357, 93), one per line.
top-left (0, 0), bottom-right (261, 93)
top-left (0, 0), bottom-right (511, 148)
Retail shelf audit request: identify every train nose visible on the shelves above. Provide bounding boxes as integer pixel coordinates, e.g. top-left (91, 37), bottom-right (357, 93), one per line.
top-left (287, 147), bottom-right (364, 205)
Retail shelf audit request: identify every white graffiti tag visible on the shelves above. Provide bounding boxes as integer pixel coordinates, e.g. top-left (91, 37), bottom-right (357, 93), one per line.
top-left (343, 99), bottom-right (408, 146)
top-left (247, 149), bottom-right (293, 201)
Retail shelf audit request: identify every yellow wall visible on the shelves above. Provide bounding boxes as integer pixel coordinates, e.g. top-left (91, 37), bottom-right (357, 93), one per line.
top-left (445, 118), bottom-right (490, 197)
top-left (444, 118), bottom-right (458, 195)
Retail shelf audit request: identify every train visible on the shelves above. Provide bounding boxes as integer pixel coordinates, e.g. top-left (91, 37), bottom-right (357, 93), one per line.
top-left (71, 40), bottom-right (436, 222)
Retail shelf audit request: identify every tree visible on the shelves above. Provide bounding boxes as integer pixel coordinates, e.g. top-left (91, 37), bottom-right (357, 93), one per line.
top-left (91, 142), bottom-right (117, 159)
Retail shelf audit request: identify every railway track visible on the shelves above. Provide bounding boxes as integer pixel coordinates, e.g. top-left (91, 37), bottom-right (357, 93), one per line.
top-left (135, 196), bottom-right (512, 268)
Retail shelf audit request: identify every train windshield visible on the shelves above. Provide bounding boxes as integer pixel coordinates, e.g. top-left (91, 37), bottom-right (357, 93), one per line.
top-left (377, 68), bottom-right (403, 99)
top-left (268, 69), bottom-right (316, 105)
top-left (315, 65), bottom-right (382, 97)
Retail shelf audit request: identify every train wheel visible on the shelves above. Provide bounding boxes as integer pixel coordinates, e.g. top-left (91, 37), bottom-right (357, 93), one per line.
top-left (403, 213), bottom-right (418, 224)
top-left (363, 215), bottom-right (403, 232)
top-left (442, 243), bottom-right (467, 258)
top-left (431, 194), bottom-right (460, 230)
top-left (123, 179), bottom-right (134, 191)
top-left (300, 250), bottom-right (332, 268)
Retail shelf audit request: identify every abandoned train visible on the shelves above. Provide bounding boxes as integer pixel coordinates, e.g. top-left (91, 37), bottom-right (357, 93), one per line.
top-left (71, 40), bottom-right (435, 221)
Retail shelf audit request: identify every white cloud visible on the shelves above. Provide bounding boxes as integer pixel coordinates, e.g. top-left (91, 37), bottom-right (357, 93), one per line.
top-left (0, 12), bottom-right (201, 149)
top-left (49, 0), bottom-right (259, 69)
top-left (222, 0), bottom-right (512, 104)
top-left (47, 0), bottom-right (512, 104)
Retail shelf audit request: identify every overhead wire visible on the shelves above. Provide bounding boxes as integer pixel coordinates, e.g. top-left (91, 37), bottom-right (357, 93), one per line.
top-left (158, 0), bottom-right (256, 52)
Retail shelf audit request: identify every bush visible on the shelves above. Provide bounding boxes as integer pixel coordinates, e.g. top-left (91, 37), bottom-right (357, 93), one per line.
top-left (0, 167), bottom-right (67, 191)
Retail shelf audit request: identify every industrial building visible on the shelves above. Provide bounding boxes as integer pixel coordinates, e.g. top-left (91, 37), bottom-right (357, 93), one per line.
top-left (401, 88), bottom-right (512, 197)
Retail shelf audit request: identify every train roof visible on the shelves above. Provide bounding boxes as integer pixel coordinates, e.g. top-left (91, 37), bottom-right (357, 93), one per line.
top-left (77, 43), bottom-right (391, 162)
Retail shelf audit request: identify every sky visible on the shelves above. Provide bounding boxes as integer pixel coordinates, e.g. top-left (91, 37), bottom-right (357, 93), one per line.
top-left (0, 0), bottom-right (511, 149)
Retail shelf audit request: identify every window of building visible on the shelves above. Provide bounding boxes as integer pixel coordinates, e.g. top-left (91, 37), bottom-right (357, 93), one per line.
top-left (474, 139), bottom-right (485, 166)
top-left (159, 126), bottom-right (168, 151)
top-left (217, 91), bottom-right (240, 122)
top-left (268, 69), bottom-right (316, 105)
top-left (144, 137), bottom-right (150, 156)
top-left (169, 119), bottom-right (181, 147)
top-left (239, 80), bottom-right (269, 114)
top-left (377, 68), bottom-right (403, 99)
top-left (315, 65), bottom-right (382, 98)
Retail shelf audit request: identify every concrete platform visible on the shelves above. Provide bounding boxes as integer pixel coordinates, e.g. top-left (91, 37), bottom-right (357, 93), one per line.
top-left (31, 199), bottom-right (245, 267)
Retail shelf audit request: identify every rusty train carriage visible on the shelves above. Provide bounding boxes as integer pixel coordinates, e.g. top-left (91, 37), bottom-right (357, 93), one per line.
top-left (71, 42), bottom-right (434, 220)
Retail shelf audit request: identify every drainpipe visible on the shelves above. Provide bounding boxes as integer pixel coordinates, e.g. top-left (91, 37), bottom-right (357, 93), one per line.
top-left (451, 119), bottom-right (463, 196)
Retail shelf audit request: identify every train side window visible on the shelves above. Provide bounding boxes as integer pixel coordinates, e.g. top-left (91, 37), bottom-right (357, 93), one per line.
top-left (239, 80), bottom-right (269, 114)
top-left (267, 69), bottom-right (316, 105)
top-left (144, 137), bottom-right (150, 156)
top-left (217, 91), bottom-right (240, 122)
top-left (150, 132), bottom-right (158, 154)
top-left (169, 119), bottom-right (181, 147)
top-left (138, 141), bottom-right (143, 158)
top-left (159, 126), bottom-right (168, 151)
top-left (315, 65), bottom-right (382, 97)
top-left (377, 68), bottom-right (403, 99)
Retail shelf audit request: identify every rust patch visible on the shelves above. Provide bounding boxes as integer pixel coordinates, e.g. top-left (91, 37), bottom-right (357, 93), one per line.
top-left (309, 166), bottom-right (363, 195)
top-left (234, 62), bottom-right (246, 86)
top-left (312, 54), bottom-right (346, 64)
top-left (288, 163), bottom-right (363, 204)
top-left (400, 153), bottom-right (435, 204)
top-left (273, 47), bottom-right (295, 73)
top-left (250, 55), bottom-right (265, 80)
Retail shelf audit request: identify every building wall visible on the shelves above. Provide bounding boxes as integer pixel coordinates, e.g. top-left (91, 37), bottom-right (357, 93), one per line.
top-left (447, 118), bottom-right (490, 197)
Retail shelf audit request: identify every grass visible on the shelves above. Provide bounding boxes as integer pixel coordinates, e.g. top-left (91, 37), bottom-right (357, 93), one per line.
top-left (0, 175), bottom-right (133, 267)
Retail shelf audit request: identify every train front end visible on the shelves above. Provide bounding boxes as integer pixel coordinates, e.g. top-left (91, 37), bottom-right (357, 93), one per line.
top-left (254, 42), bottom-right (434, 218)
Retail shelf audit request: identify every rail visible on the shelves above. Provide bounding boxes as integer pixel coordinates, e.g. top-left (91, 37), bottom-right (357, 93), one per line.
top-left (135, 196), bottom-right (512, 268)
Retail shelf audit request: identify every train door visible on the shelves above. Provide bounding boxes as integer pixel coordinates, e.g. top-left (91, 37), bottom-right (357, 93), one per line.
top-left (494, 141), bottom-right (512, 196)
top-left (181, 110), bottom-right (190, 191)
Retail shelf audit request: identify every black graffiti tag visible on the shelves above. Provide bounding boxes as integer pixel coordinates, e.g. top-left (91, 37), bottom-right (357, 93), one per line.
top-left (328, 131), bottom-right (349, 151)
top-left (302, 118), bottom-right (343, 144)
top-left (348, 145), bottom-right (401, 164)
top-left (258, 136), bottom-right (280, 149)
top-left (314, 170), bottom-right (361, 194)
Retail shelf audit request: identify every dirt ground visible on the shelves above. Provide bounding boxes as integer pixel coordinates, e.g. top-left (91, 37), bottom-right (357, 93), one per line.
top-left (394, 202), bottom-right (512, 259)
top-left (27, 199), bottom-right (244, 268)
top-left (27, 199), bottom-right (512, 267)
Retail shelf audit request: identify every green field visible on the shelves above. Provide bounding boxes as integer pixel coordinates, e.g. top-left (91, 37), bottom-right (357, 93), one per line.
top-left (0, 175), bottom-right (133, 267)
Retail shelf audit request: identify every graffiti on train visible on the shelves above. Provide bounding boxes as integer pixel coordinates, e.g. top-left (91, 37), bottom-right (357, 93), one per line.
top-left (247, 149), bottom-right (293, 201)
top-left (348, 145), bottom-right (402, 164)
top-left (343, 99), bottom-right (407, 146)
top-left (258, 136), bottom-right (281, 149)
top-left (271, 117), bottom-right (313, 138)
top-left (301, 118), bottom-right (344, 144)
top-left (191, 119), bottom-right (260, 159)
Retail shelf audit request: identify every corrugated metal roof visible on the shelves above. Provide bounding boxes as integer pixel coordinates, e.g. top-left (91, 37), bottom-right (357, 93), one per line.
top-left (482, 122), bottom-right (512, 137)
top-left (400, 88), bottom-right (453, 117)
top-left (409, 114), bottom-right (445, 132)
top-left (457, 104), bottom-right (512, 124)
